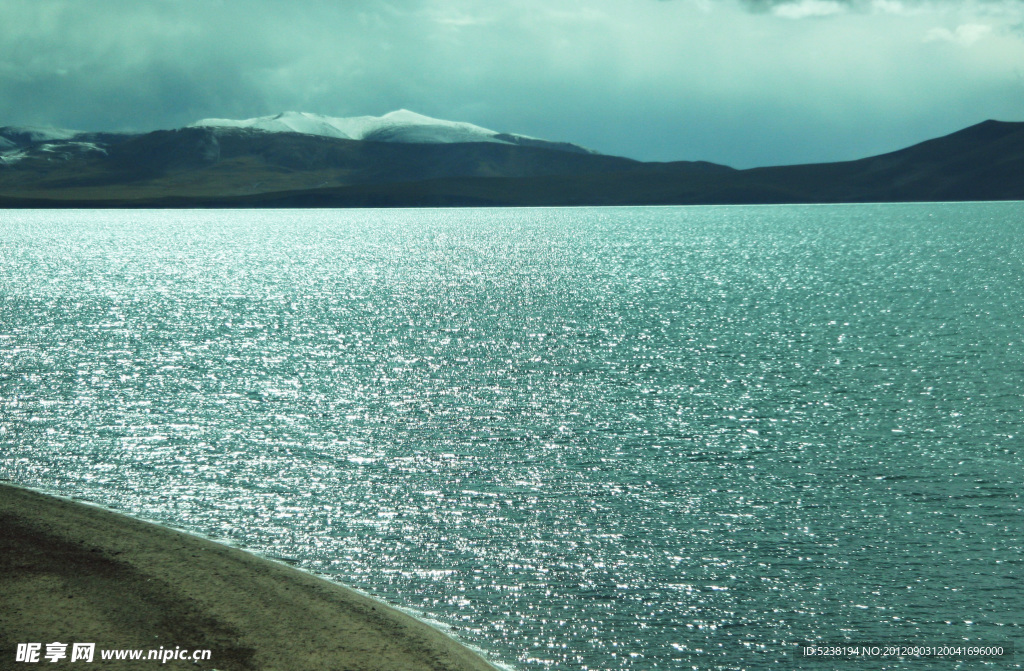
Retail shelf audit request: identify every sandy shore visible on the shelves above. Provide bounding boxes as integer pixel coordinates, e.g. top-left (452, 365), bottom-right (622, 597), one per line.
top-left (0, 484), bottom-right (500, 671)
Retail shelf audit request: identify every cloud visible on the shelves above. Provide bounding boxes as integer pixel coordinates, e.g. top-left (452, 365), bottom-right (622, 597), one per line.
top-left (771, 0), bottom-right (848, 18)
top-left (739, 0), bottom-right (854, 13)
top-left (925, 22), bottom-right (994, 44)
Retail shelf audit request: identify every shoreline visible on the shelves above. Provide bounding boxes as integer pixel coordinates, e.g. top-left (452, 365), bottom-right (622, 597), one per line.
top-left (0, 483), bottom-right (501, 671)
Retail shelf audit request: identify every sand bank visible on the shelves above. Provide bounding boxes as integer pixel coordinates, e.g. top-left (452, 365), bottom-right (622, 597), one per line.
top-left (0, 484), bottom-right (500, 671)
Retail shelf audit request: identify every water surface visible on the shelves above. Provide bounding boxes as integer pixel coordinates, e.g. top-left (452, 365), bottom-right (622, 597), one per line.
top-left (1, 204), bottom-right (1021, 669)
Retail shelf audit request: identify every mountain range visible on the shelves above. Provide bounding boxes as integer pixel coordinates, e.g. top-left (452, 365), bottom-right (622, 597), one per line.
top-left (1, 111), bottom-right (1021, 207)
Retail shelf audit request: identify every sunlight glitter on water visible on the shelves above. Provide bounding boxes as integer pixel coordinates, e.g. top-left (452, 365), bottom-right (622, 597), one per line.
top-left (2, 204), bottom-right (1022, 669)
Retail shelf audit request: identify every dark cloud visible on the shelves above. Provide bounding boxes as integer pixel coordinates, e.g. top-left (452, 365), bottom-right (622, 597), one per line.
top-left (1, 0), bottom-right (1022, 167)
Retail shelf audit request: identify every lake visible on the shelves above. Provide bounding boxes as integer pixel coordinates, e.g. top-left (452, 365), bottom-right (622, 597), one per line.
top-left (1, 204), bottom-right (1021, 669)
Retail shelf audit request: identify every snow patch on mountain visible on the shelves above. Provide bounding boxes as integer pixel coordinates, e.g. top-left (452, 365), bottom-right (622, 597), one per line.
top-left (190, 110), bottom-right (513, 144)
top-left (0, 125), bottom-right (82, 144)
top-left (188, 110), bottom-right (595, 153)
top-left (0, 125), bottom-right (91, 164)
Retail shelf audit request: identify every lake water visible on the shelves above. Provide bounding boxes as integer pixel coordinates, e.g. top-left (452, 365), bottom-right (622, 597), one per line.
top-left (1, 204), bottom-right (1021, 669)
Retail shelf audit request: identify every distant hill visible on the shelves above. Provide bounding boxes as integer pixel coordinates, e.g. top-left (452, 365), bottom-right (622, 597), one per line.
top-left (1, 112), bottom-right (1021, 207)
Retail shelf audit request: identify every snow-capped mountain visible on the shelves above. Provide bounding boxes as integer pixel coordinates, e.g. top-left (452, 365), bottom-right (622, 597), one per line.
top-left (1, 110), bottom-right (598, 166)
top-left (0, 109), bottom-right (640, 199)
top-left (1, 110), bottom-right (601, 168)
top-left (189, 110), bottom-right (597, 154)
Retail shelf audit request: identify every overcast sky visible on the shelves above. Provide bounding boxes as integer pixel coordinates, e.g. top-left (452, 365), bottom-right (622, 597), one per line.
top-left (2, 0), bottom-right (1022, 167)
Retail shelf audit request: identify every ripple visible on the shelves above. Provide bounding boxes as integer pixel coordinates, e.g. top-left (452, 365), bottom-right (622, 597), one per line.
top-left (2, 204), bottom-right (1022, 670)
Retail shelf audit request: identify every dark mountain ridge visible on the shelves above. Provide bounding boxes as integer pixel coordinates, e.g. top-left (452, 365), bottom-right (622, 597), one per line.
top-left (1, 118), bottom-right (1020, 207)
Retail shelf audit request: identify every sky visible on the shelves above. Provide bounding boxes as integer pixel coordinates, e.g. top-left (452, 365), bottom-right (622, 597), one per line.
top-left (2, 0), bottom-right (1023, 167)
